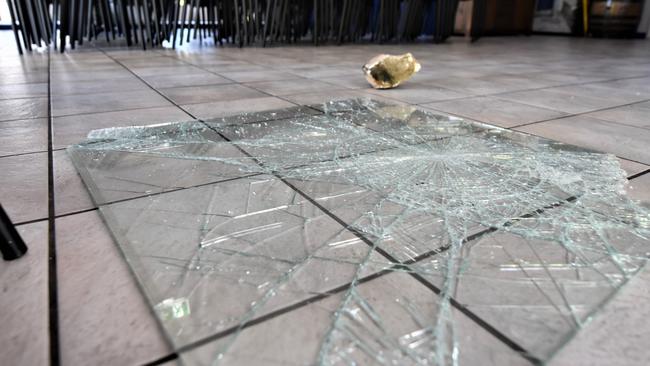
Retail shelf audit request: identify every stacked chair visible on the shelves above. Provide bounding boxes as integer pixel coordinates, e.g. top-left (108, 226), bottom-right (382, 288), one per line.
top-left (6, 0), bottom-right (465, 53)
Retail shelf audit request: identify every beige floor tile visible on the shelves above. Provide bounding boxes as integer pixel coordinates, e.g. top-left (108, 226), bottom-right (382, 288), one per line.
top-left (142, 72), bottom-right (232, 89)
top-left (119, 56), bottom-right (187, 69)
top-left (618, 158), bottom-right (650, 178)
top-left (49, 69), bottom-right (134, 83)
top-left (516, 116), bottom-right (650, 164)
top-left (181, 96), bottom-right (294, 120)
top-left (2, 34), bottom-right (650, 366)
top-left (498, 89), bottom-right (618, 114)
top-left (0, 72), bottom-right (48, 85)
top-left (204, 64), bottom-right (269, 74)
top-left (549, 264), bottom-right (650, 366)
top-left (57, 211), bottom-right (171, 366)
top-left (181, 272), bottom-right (529, 366)
top-left (549, 83), bottom-right (650, 105)
top-left (51, 77), bottom-right (148, 96)
top-left (589, 77), bottom-right (650, 98)
top-left (52, 89), bottom-right (172, 117)
top-left (244, 79), bottom-right (336, 96)
top-left (0, 98), bottom-right (49, 121)
top-left (424, 96), bottom-right (567, 128)
top-left (320, 75), bottom-right (372, 89)
top-left (584, 103), bottom-right (650, 130)
top-left (0, 82), bottom-right (48, 99)
top-left (427, 76), bottom-right (528, 96)
top-left (0, 152), bottom-right (48, 223)
top-left (284, 65), bottom-right (361, 79)
top-left (0, 118), bottom-right (48, 157)
top-left (54, 150), bottom-right (95, 216)
top-left (219, 70), bottom-right (302, 83)
top-left (0, 221), bottom-right (49, 366)
top-left (53, 106), bottom-right (191, 149)
top-left (283, 89), bottom-right (395, 106)
top-left (626, 173), bottom-right (650, 203)
top-left (160, 84), bottom-right (266, 105)
top-left (131, 65), bottom-right (207, 77)
top-left (366, 83), bottom-right (468, 104)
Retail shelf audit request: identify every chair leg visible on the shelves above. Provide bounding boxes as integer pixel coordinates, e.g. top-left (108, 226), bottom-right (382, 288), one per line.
top-left (6, 0), bottom-right (24, 54)
top-left (0, 205), bottom-right (28, 261)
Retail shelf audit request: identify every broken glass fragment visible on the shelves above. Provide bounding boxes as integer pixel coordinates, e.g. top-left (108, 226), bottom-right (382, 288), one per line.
top-left (155, 297), bottom-right (191, 320)
top-left (68, 99), bottom-right (650, 365)
top-left (363, 53), bottom-right (421, 89)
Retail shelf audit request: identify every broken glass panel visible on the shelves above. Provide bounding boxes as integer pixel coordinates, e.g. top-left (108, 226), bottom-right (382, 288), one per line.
top-left (68, 99), bottom-right (650, 365)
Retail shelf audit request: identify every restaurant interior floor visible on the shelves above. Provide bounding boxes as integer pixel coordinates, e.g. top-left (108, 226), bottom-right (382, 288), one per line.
top-left (1, 31), bottom-right (649, 365)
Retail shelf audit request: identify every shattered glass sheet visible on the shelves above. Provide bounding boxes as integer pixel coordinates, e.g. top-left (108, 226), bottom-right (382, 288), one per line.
top-left (68, 99), bottom-right (650, 365)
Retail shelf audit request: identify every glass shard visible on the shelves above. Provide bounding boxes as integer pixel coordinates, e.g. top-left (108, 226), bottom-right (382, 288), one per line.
top-left (362, 53), bottom-right (421, 89)
top-left (68, 98), bottom-right (650, 365)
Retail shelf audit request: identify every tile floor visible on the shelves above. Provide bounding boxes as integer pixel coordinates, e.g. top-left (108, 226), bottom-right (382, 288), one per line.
top-left (1, 32), bottom-right (649, 366)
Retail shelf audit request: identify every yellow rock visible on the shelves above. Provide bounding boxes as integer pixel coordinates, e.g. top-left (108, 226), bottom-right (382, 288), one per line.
top-left (362, 53), bottom-right (421, 89)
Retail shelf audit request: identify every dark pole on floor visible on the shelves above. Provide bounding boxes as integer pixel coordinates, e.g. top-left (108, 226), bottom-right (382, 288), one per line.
top-left (0, 204), bottom-right (28, 261)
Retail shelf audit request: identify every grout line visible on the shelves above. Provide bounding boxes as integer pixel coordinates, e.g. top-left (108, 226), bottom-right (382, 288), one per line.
top-left (497, 126), bottom-right (650, 171)
top-left (418, 95), bottom-right (568, 116)
top-left (0, 95), bottom-right (48, 103)
top-left (408, 271), bottom-right (540, 363)
top-left (50, 103), bottom-right (176, 119)
top-left (14, 208), bottom-right (101, 228)
top-left (570, 113), bottom-right (650, 132)
top-left (0, 79), bottom-right (50, 87)
top-left (149, 81), bottom-right (236, 90)
top-left (0, 115), bottom-right (48, 124)
top-left (53, 207), bottom-right (99, 219)
top-left (0, 94), bottom-right (49, 101)
top-left (15, 208), bottom-right (101, 228)
top-left (0, 147), bottom-right (65, 160)
top-left (163, 94), bottom-right (282, 107)
top-left (496, 98), bottom-right (650, 129)
top-left (482, 73), bottom-right (650, 99)
top-left (14, 216), bottom-right (49, 226)
top-left (0, 150), bottom-right (49, 159)
top-left (628, 168), bottom-right (650, 180)
top-left (50, 106), bottom-right (165, 119)
top-left (142, 353), bottom-right (178, 366)
top-left (95, 173), bottom-right (263, 207)
top-left (46, 46), bottom-right (61, 366)
top-left (621, 157), bottom-right (650, 168)
top-left (49, 104), bottom-right (187, 120)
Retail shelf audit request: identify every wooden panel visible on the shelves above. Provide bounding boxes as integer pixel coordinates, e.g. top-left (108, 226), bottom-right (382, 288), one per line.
top-left (482, 0), bottom-right (534, 34)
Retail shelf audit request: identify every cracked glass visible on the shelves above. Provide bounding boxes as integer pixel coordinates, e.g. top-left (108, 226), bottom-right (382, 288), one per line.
top-left (68, 99), bottom-right (650, 365)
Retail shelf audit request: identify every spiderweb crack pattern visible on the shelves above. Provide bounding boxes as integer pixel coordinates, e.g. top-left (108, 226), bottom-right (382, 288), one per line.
top-left (68, 99), bottom-right (650, 365)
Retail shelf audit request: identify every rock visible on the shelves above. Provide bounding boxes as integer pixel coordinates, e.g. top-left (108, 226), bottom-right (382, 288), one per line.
top-left (362, 53), bottom-right (421, 89)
